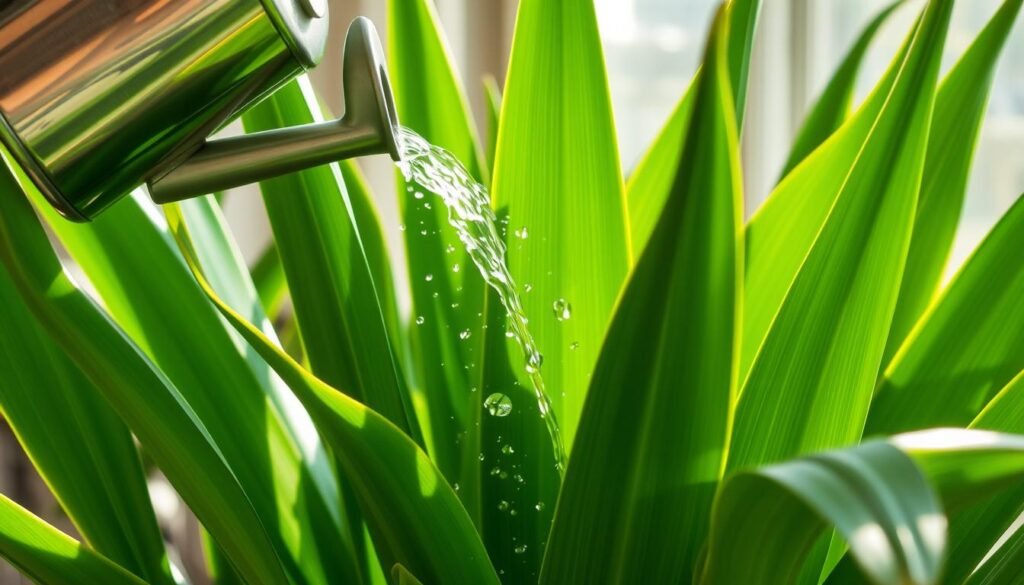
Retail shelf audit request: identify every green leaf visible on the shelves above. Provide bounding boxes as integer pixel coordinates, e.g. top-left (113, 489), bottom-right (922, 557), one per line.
top-left (0, 150), bottom-right (289, 585)
top-left (625, 80), bottom-right (697, 257)
top-left (541, 6), bottom-right (741, 584)
top-left (627, 0), bottom-right (762, 260)
top-left (739, 25), bottom-right (912, 383)
top-left (727, 0), bottom-right (763, 125)
top-left (704, 440), bottom-right (945, 585)
top-left (175, 196), bottom-right (365, 585)
top-left (866, 193), bottom-right (1024, 435)
top-left (242, 77), bottom-right (422, 443)
top-left (30, 182), bottom-right (355, 584)
top-left (0, 268), bottom-right (172, 585)
top-left (729, 0), bottom-right (952, 471)
top-left (340, 159), bottom-right (407, 367)
top-left (779, 1), bottom-right (902, 180)
top-left (484, 76), bottom-right (502, 175)
top-left (0, 494), bottom-right (148, 585)
top-left (388, 0), bottom-right (489, 489)
top-left (166, 204), bottom-right (501, 585)
top-left (883, 0), bottom-right (1024, 366)
top-left (963, 513), bottom-right (1024, 585)
top-left (251, 242), bottom-right (288, 319)
top-left (491, 0), bottom-right (630, 451)
top-left (392, 564), bottom-right (426, 585)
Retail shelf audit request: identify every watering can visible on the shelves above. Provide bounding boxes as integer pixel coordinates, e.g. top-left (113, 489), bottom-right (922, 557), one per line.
top-left (0, 0), bottom-right (400, 221)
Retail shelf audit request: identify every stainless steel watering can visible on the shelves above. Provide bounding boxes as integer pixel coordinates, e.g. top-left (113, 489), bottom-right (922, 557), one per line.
top-left (0, 0), bottom-right (400, 221)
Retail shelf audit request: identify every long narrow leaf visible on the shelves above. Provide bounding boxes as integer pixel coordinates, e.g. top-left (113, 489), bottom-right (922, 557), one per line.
top-left (729, 0), bottom-right (951, 470)
top-left (882, 0), bottom-right (1024, 366)
top-left (542, 7), bottom-right (741, 583)
top-left (866, 193), bottom-right (1024, 435)
top-left (242, 77), bottom-right (421, 443)
top-left (0, 495), bottom-right (147, 585)
top-left (739, 26), bottom-right (914, 382)
top-left (779, 1), bottom-right (902, 180)
top-left (0, 270), bottom-right (172, 585)
top-left (0, 150), bottom-right (289, 585)
top-left (388, 0), bottom-right (488, 489)
top-left (705, 441), bottom-right (944, 585)
top-left (490, 0), bottom-right (631, 450)
top-left (167, 203), bottom-right (501, 585)
top-left (31, 187), bottom-right (352, 585)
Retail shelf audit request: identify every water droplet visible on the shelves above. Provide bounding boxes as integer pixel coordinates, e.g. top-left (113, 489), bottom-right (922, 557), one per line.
top-left (414, 191), bottom-right (425, 200)
top-left (484, 393), bottom-right (512, 417)
top-left (459, 329), bottom-right (472, 340)
top-left (453, 482), bottom-right (460, 492)
top-left (524, 283), bottom-right (533, 293)
top-left (553, 299), bottom-right (572, 321)
top-left (514, 544), bottom-right (527, 554)
top-left (535, 502), bottom-right (545, 511)
top-left (479, 453), bottom-right (486, 461)
top-left (415, 316), bottom-right (425, 325)
top-left (570, 341), bottom-right (580, 350)
top-left (453, 263), bottom-right (461, 273)
top-left (501, 444), bottom-right (514, 455)
top-left (446, 244), bottom-right (456, 254)
top-left (498, 500), bottom-right (510, 511)
top-left (425, 274), bottom-right (434, 282)
top-left (513, 474), bottom-right (525, 484)
top-left (424, 202), bottom-right (432, 209)
top-left (432, 291), bottom-right (439, 298)
top-left (525, 353), bottom-right (544, 374)
top-left (490, 466), bottom-right (501, 476)
top-left (500, 471), bottom-right (509, 479)
top-left (510, 508), bottom-right (518, 516)
top-left (514, 227), bottom-right (529, 239)
top-left (420, 229), bottom-right (428, 236)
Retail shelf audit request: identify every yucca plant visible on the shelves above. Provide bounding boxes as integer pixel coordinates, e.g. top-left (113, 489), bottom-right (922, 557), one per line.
top-left (1, 0), bottom-right (1024, 583)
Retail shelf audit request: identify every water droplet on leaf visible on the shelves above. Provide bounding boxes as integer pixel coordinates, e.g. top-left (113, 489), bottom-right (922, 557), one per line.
top-left (484, 393), bottom-right (512, 417)
top-left (553, 299), bottom-right (572, 321)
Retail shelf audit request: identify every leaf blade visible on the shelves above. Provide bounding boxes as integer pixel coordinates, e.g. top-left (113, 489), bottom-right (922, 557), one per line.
top-left (541, 7), bottom-right (742, 583)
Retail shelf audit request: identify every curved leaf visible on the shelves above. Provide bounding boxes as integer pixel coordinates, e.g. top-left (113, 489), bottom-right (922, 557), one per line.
top-left (0, 495), bottom-right (147, 585)
top-left (31, 186), bottom-right (352, 584)
top-left (387, 0), bottom-right (488, 487)
top-left (866, 194), bottom-right (1024, 435)
top-left (729, 0), bottom-right (952, 471)
top-left (0, 150), bottom-right (288, 585)
top-left (625, 80), bottom-right (697, 257)
top-left (166, 204), bottom-right (501, 585)
top-left (0, 270), bottom-right (171, 585)
top-left (739, 24), bottom-right (913, 382)
top-left (705, 441), bottom-right (945, 585)
top-left (780, 1), bottom-right (902, 180)
top-left (242, 77), bottom-right (421, 444)
top-left (882, 0), bottom-right (1024, 366)
top-left (541, 7), bottom-right (741, 583)
top-left (491, 0), bottom-right (631, 449)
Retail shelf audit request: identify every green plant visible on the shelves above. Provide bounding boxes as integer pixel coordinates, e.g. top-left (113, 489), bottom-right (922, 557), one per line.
top-left (1, 0), bottom-right (1024, 583)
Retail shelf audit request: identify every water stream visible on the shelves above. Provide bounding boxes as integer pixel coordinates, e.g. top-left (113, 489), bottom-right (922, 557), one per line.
top-left (396, 127), bottom-right (566, 472)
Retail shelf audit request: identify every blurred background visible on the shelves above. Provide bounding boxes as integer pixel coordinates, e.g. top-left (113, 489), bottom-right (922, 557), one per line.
top-left (2, 0), bottom-right (1022, 582)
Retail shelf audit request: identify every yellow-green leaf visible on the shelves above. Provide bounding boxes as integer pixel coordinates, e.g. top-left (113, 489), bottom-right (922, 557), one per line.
top-left (542, 6), bottom-right (742, 583)
top-left (729, 0), bottom-right (952, 471)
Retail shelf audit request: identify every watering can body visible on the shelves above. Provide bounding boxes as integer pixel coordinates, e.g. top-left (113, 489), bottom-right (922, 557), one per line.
top-left (0, 0), bottom-right (399, 221)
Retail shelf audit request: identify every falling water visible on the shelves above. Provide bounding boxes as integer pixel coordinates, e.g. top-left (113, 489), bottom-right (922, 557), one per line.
top-left (396, 127), bottom-right (566, 472)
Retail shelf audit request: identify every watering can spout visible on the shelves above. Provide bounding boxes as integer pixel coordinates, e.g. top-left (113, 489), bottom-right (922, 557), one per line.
top-left (148, 17), bottom-right (400, 204)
